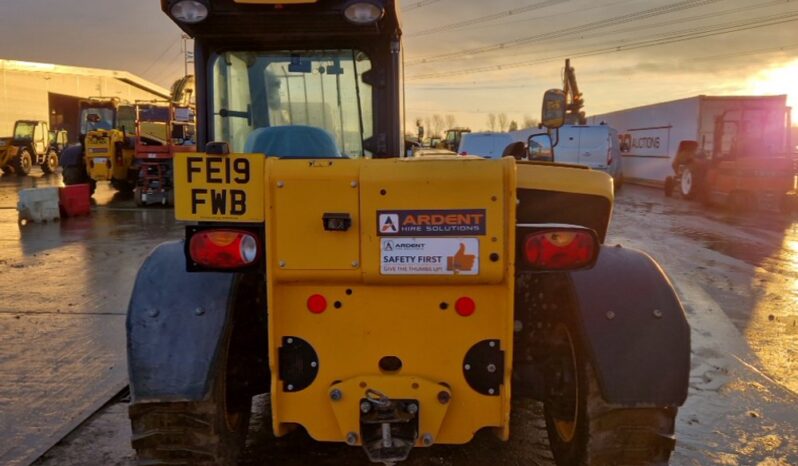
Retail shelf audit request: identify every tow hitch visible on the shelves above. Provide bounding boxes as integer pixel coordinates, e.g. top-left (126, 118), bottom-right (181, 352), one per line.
top-left (328, 376), bottom-right (452, 465)
top-left (359, 389), bottom-right (419, 464)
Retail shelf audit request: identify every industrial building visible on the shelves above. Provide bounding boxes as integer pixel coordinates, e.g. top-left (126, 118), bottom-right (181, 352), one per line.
top-left (0, 59), bottom-right (170, 142)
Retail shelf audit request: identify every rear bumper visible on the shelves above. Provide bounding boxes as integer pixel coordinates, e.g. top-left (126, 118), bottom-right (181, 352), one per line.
top-left (269, 284), bottom-right (513, 445)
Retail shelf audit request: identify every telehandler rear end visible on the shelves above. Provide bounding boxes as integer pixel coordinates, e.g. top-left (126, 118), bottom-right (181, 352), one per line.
top-left (127, 1), bottom-right (690, 465)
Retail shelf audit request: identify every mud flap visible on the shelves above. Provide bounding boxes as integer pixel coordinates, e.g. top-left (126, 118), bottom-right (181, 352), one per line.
top-left (568, 246), bottom-right (690, 406)
top-left (127, 241), bottom-right (237, 403)
top-left (59, 145), bottom-right (84, 168)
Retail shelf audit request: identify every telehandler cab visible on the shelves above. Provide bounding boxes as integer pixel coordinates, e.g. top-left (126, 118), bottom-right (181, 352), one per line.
top-left (0, 120), bottom-right (65, 176)
top-left (127, 1), bottom-right (690, 465)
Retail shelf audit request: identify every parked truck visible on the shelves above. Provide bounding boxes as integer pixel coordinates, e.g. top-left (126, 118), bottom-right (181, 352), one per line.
top-left (588, 95), bottom-right (795, 211)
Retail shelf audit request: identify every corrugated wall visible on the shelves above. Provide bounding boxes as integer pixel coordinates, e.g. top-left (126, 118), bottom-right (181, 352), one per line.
top-left (0, 64), bottom-right (167, 138)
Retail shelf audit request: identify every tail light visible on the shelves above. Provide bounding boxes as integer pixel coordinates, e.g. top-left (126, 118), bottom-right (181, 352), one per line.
top-left (519, 226), bottom-right (599, 270)
top-left (460, 151), bottom-right (468, 156)
top-left (188, 229), bottom-right (260, 270)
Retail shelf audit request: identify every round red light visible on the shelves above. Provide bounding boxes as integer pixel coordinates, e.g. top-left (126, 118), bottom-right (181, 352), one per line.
top-left (455, 297), bottom-right (476, 317)
top-left (307, 294), bottom-right (327, 314)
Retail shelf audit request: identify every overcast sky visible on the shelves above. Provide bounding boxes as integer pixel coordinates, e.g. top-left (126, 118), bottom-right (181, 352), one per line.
top-left (0, 0), bottom-right (796, 130)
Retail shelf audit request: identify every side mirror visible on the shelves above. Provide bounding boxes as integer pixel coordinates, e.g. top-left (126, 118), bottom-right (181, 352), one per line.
top-left (528, 133), bottom-right (554, 162)
top-left (541, 89), bottom-right (566, 130)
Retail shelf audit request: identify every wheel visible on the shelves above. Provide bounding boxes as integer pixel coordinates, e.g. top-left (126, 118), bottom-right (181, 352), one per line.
top-left (679, 165), bottom-right (702, 200)
top-left (133, 187), bottom-right (144, 207)
top-left (779, 195), bottom-right (795, 215)
top-left (129, 327), bottom-right (251, 466)
top-left (664, 176), bottom-right (674, 197)
top-left (14, 149), bottom-right (33, 176)
top-left (543, 323), bottom-right (677, 466)
top-left (110, 178), bottom-right (134, 193)
top-left (41, 150), bottom-right (59, 175)
top-left (63, 166), bottom-right (96, 195)
top-left (728, 191), bottom-right (754, 213)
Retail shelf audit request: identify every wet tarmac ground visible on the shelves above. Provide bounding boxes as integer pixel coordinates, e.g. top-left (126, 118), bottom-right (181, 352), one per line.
top-left (1, 171), bottom-right (797, 465)
top-left (0, 172), bottom-right (183, 466)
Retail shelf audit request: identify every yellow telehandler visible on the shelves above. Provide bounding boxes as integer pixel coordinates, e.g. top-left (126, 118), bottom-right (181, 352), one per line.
top-left (126, 2), bottom-right (690, 465)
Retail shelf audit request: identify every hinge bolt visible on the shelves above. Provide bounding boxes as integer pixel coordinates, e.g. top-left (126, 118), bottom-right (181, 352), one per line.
top-left (487, 364), bottom-right (497, 373)
top-left (360, 401), bottom-right (372, 413)
top-left (653, 309), bottom-right (663, 319)
top-left (330, 389), bottom-right (342, 401)
top-left (606, 311), bottom-right (616, 320)
top-left (406, 403), bottom-right (418, 415)
top-left (194, 307), bottom-right (205, 316)
top-left (422, 433), bottom-right (433, 446)
top-left (276, 181), bottom-right (285, 188)
top-left (346, 432), bottom-right (358, 445)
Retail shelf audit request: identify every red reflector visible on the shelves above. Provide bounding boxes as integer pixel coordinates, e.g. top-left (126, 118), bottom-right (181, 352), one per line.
top-left (455, 297), bottom-right (476, 317)
top-left (524, 230), bottom-right (596, 270)
top-left (188, 230), bottom-right (259, 269)
top-left (307, 294), bottom-right (327, 314)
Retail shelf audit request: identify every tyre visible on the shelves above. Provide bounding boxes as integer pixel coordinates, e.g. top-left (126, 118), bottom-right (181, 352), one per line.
top-left (14, 149), bottom-right (33, 176)
top-left (664, 176), bottom-right (674, 197)
top-left (544, 323), bottom-right (677, 466)
top-left (129, 321), bottom-right (251, 466)
top-left (41, 150), bottom-right (59, 175)
top-left (63, 166), bottom-right (96, 195)
top-left (679, 165), bottom-right (701, 200)
top-left (111, 178), bottom-right (134, 193)
top-left (133, 187), bottom-right (144, 207)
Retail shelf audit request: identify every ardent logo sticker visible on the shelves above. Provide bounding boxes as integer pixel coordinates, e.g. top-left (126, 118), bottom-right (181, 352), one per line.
top-left (377, 209), bottom-right (486, 237)
top-left (379, 214), bottom-right (400, 234)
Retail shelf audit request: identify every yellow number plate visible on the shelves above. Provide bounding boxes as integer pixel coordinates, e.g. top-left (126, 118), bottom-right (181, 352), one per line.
top-left (174, 153), bottom-right (264, 222)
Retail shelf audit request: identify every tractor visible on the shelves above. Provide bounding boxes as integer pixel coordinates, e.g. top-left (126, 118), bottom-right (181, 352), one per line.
top-left (0, 120), bottom-right (66, 176)
top-left (126, 1), bottom-right (690, 465)
top-left (61, 98), bottom-right (138, 193)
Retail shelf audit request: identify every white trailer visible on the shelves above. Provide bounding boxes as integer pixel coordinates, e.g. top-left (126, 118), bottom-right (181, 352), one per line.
top-left (588, 95), bottom-right (790, 185)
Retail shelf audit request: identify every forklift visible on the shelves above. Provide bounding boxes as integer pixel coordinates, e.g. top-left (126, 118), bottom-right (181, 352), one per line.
top-left (126, 2), bottom-right (690, 465)
top-left (0, 120), bottom-right (66, 176)
top-left (665, 107), bottom-right (797, 213)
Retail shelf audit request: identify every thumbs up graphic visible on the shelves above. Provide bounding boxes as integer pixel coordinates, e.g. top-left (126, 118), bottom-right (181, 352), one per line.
top-left (447, 243), bottom-right (476, 272)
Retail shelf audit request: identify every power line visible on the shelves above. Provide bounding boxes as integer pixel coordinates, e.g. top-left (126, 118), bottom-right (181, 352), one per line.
top-left (141, 36), bottom-right (182, 76)
top-left (479, 0), bottom-right (795, 60)
top-left (406, 0), bottom-right (727, 66)
top-left (408, 42), bottom-right (798, 91)
top-left (408, 0), bottom-right (571, 38)
top-left (407, 11), bottom-right (798, 80)
top-left (404, 0), bottom-right (442, 12)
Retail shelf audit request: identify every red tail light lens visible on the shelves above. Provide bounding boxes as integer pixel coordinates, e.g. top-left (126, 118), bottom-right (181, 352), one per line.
top-left (189, 230), bottom-right (260, 269)
top-left (524, 230), bottom-right (597, 270)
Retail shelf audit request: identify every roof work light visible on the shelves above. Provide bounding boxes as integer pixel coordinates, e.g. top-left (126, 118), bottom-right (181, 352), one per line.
top-left (170, 0), bottom-right (210, 24)
top-left (343, 0), bottom-right (385, 25)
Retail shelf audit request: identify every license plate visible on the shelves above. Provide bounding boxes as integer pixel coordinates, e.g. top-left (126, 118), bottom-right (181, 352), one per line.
top-left (173, 152), bottom-right (264, 222)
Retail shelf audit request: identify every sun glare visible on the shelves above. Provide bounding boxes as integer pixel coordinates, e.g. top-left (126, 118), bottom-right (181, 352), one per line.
top-left (745, 58), bottom-right (798, 108)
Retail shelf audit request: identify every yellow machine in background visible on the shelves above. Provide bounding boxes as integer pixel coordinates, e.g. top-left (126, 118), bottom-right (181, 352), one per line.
top-left (62, 98), bottom-right (137, 192)
top-left (126, 2), bottom-right (691, 465)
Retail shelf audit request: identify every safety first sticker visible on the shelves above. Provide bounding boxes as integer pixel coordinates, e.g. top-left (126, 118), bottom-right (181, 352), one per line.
top-left (380, 238), bottom-right (479, 275)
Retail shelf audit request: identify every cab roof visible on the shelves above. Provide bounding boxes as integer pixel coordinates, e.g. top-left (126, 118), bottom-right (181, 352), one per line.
top-left (161, 0), bottom-right (401, 44)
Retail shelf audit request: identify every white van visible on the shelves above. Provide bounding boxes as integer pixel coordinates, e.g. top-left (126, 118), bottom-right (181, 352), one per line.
top-left (457, 132), bottom-right (515, 159)
top-left (532, 124), bottom-right (624, 187)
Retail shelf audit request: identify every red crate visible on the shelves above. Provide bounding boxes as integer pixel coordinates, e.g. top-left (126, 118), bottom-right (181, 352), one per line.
top-left (59, 184), bottom-right (91, 217)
